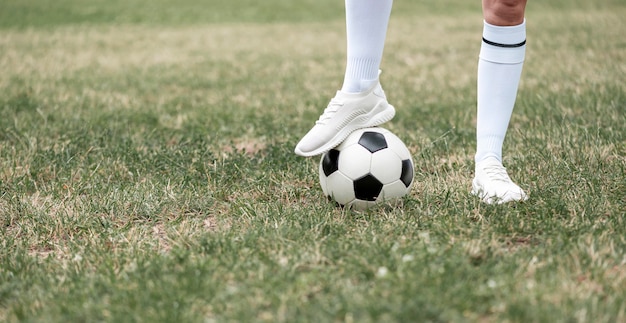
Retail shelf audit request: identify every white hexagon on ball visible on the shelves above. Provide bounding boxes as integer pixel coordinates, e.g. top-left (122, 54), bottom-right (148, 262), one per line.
top-left (370, 148), bottom-right (403, 184)
top-left (337, 144), bottom-right (372, 180)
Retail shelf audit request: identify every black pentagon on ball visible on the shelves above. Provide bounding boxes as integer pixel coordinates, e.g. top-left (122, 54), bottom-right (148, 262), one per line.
top-left (322, 149), bottom-right (340, 176)
top-left (353, 174), bottom-right (384, 201)
top-left (358, 131), bottom-right (388, 153)
top-left (400, 159), bottom-right (414, 187)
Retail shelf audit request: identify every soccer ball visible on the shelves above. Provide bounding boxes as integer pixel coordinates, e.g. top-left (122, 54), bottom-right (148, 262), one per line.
top-left (319, 127), bottom-right (414, 210)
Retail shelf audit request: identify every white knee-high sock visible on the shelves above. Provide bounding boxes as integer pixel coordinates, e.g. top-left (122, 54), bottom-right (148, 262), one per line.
top-left (341, 0), bottom-right (393, 93)
top-left (475, 20), bottom-right (526, 163)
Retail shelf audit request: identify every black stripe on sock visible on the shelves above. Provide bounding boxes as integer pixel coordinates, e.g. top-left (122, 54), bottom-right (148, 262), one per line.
top-left (482, 37), bottom-right (526, 48)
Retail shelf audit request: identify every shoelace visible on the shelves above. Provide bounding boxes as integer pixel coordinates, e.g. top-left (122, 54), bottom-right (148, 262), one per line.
top-left (315, 98), bottom-right (343, 125)
top-left (481, 163), bottom-right (512, 183)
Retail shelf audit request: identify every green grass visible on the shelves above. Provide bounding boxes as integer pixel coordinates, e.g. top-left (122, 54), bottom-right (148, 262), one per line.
top-left (1, 0), bottom-right (625, 322)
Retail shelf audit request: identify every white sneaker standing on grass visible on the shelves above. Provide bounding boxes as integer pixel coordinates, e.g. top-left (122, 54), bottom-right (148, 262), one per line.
top-left (472, 157), bottom-right (528, 204)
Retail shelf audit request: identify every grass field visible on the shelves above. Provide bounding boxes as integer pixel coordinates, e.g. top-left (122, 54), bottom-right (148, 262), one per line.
top-left (1, 0), bottom-right (625, 322)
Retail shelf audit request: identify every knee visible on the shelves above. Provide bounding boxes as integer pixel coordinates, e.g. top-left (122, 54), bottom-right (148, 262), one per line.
top-left (483, 0), bottom-right (527, 26)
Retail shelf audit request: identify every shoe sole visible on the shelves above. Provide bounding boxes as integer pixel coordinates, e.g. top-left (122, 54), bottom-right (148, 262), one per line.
top-left (294, 103), bottom-right (396, 157)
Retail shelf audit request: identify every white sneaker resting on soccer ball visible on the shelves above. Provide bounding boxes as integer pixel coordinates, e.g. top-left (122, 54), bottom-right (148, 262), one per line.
top-left (294, 81), bottom-right (395, 157)
top-left (471, 157), bottom-right (528, 204)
